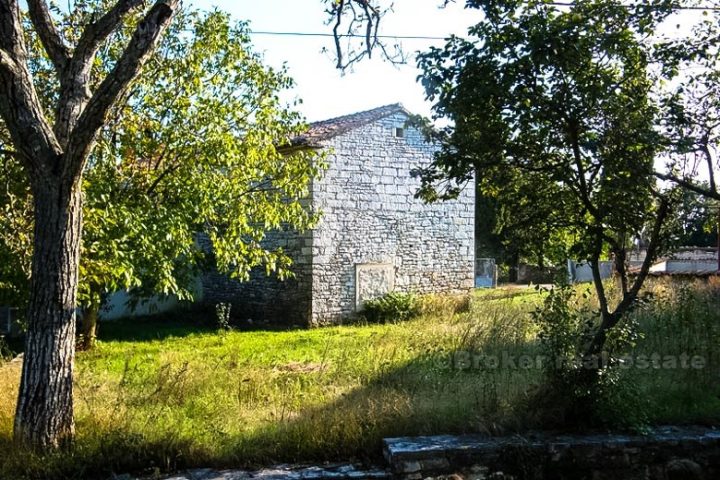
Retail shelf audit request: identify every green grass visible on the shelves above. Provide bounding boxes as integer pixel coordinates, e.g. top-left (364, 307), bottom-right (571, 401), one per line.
top-left (1, 281), bottom-right (719, 479)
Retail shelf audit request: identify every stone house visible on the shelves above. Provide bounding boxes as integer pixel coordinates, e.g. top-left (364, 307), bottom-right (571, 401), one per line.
top-left (202, 104), bottom-right (475, 325)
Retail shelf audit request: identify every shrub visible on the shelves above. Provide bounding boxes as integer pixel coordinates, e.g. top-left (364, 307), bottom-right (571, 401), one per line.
top-left (0, 336), bottom-right (11, 362)
top-left (529, 284), bottom-right (649, 431)
top-left (363, 292), bottom-right (420, 323)
top-left (214, 303), bottom-right (232, 330)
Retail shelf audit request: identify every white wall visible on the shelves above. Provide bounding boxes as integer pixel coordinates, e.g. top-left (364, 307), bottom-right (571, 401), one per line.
top-left (100, 278), bottom-right (204, 321)
top-left (568, 260), bottom-right (614, 284)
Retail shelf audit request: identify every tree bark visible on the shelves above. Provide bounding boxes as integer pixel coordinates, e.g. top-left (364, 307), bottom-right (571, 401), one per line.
top-left (583, 200), bottom-right (671, 361)
top-left (14, 175), bottom-right (82, 449)
top-left (1, 0), bottom-right (180, 449)
top-left (509, 250), bottom-right (519, 283)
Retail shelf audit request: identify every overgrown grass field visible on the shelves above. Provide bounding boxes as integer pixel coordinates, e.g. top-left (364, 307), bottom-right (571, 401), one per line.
top-left (1, 280), bottom-right (719, 479)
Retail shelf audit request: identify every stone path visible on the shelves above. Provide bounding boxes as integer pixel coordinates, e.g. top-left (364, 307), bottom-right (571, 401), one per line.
top-left (116, 426), bottom-right (720, 479)
top-left (145, 464), bottom-right (391, 480)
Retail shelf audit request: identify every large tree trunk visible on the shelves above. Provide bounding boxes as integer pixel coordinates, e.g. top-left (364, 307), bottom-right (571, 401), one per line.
top-left (0, 0), bottom-right (191, 450)
top-left (14, 177), bottom-right (82, 449)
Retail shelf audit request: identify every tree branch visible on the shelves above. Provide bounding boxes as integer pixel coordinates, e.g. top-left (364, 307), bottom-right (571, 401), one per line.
top-left (64, 0), bottom-right (179, 181)
top-left (332, 0), bottom-right (345, 69)
top-left (73, 0), bottom-right (146, 69)
top-left (699, 137), bottom-right (717, 193)
top-left (655, 171), bottom-right (720, 200)
top-left (0, 0), bottom-right (62, 174)
top-left (329, 0), bottom-right (401, 70)
top-left (618, 197), bottom-right (671, 311)
top-left (0, 0), bottom-right (25, 56)
top-left (0, 48), bottom-right (16, 72)
top-left (26, 0), bottom-right (70, 72)
top-left (584, 198), bottom-right (671, 358)
top-left (54, 0), bottom-right (148, 148)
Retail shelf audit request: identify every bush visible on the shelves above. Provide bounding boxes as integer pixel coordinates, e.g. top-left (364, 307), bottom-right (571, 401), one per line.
top-left (0, 336), bottom-right (11, 362)
top-left (528, 284), bottom-right (649, 431)
top-left (214, 303), bottom-right (232, 330)
top-left (363, 292), bottom-right (420, 323)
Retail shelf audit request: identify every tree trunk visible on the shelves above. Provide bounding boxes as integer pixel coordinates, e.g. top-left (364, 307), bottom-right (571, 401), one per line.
top-left (78, 301), bottom-right (99, 351)
top-left (509, 250), bottom-right (520, 283)
top-left (14, 177), bottom-right (82, 449)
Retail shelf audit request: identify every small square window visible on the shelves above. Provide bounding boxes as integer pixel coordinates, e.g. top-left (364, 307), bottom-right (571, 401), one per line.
top-left (393, 127), bottom-right (405, 138)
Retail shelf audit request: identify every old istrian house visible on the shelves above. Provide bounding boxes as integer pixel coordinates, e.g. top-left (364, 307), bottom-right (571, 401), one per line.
top-left (202, 104), bottom-right (475, 325)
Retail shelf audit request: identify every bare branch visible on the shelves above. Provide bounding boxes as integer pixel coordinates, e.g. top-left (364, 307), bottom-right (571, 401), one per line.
top-left (65, 0), bottom-right (179, 180)
top-left (329, 0), bottom-right (403, 70)
top-left (332, 0), bottom-right (345, 69)
top-left (26, 0), bottom-right (70, 72)
top-left (359, 0), bottom-right (379, 56)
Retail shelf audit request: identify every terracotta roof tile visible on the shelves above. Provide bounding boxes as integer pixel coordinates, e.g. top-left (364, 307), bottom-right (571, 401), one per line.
top-left (294, 103), bottom-right (410, 146)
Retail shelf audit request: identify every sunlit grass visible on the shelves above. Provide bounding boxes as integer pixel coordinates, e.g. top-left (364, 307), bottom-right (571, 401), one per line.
top-left (0, 280), bottom-right (718, 479)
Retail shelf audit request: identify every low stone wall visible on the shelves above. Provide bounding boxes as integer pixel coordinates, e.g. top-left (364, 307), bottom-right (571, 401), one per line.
top-left (384, 426), bottom-right (720, 480)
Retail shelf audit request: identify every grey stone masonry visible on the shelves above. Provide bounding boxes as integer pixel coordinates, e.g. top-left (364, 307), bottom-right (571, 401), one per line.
top-left (153, 464), bottom-right (391, 480)
top-left (201, 104), bottom-right (475, 325)
top-left (310, 109), bottom-right (474, 324)
top-left (199, 230), bottom-right (314, 326)
top-left (384, 426), bottom-right (720, 480)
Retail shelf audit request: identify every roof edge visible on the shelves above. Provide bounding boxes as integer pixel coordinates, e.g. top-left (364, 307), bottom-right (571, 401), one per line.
top-left (294, 103), bottom-right (413, 146)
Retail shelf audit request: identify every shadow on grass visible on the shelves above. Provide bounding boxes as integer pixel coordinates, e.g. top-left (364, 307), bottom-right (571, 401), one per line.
top-left (0, 341), bottom-right (540, 480)
top-left (3, 340), bottom-right (719, 480)
top-left (3, 280), bottom-right (719, 480)
top-left (97, 310), bottom-right (307, 344)
top-left (228, 345), bottom-right (543, 468)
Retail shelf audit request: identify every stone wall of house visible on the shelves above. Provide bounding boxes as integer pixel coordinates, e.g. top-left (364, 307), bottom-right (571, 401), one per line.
top-left (199, 230), bottom-right (314, 325)
top-left (310, 112), bottom-right (475, 325)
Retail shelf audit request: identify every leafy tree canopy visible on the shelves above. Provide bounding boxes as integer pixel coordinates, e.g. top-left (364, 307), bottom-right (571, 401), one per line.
top-left (415, 0), bottom-right (688, 358)
top-left (0, 7), bottom-right (323, 319)
top-left (656, 10), bottom-right (720, 201)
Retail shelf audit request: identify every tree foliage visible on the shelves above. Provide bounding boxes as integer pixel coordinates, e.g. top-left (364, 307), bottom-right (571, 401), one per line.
top-left (474, 169), bottom-right (578, 273)
top-left (416, 0), bottom-right (685, 359)
top-left (0, 8), bottom-right (323, 328)
top-left (657, 10), bottom-right (720, 202)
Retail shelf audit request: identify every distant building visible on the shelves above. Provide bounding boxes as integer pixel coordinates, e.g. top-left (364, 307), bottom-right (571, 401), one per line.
top-left (568, 247), bottom-right (719, 283)
top-left (202, 104), bottom-right (476, 325)
top-left (647, 247), bottom-right (718, 276)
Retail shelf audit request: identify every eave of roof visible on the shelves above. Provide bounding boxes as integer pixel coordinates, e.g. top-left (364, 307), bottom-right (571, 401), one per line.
top-left (293, 103), bottom-right (411, 147)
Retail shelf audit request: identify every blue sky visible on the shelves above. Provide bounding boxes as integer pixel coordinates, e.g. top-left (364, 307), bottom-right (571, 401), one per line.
top-left (189, 1), bottom-right (477, 122)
